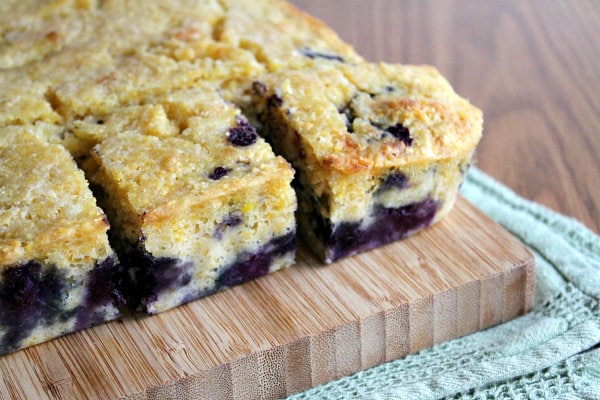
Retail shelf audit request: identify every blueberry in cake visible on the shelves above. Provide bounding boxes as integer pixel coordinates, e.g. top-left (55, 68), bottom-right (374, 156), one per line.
top-left (254, 64), bottom-right (483, 262)
top-left (0, 127), bottom-right (123, 355)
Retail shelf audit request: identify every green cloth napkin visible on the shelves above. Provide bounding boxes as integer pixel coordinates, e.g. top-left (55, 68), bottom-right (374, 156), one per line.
top-left (288, 167), bottom-right (600, 399)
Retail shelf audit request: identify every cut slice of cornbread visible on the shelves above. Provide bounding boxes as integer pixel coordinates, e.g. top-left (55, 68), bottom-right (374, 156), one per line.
top-left (0, 128), bottom-right (123, 355)
top-left (255, 64), bottom-right (483, 262)
top-left (90, 125), bottom-right (296, 313)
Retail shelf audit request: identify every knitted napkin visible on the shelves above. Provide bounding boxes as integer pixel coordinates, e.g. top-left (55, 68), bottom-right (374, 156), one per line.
top-left (288, 167), bottom-right (600, 399)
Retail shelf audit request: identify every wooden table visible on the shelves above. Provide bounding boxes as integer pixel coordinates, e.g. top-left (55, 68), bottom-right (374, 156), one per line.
top-left (291, 0), bottom-right (600, 235)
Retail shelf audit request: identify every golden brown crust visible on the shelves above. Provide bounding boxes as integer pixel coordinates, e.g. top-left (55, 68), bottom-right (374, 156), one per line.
top-left (258, 64), bottom-right (482, 176)
top-left (0, 130), bottom-right (113, 268)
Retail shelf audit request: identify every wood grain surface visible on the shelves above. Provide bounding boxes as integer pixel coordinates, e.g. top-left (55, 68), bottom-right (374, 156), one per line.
top-left (0, 198), bottom-right (534, 399)
top-left (291, 0), bottom-right (600, 235)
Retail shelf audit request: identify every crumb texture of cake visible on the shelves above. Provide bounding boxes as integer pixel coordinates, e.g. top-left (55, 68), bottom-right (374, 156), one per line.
top-left (90, 109), bottom-right (296, 313)
top-left (256, 64), bottom-right (483, 262)
top-left (0, 130), bottom-right (122, 355)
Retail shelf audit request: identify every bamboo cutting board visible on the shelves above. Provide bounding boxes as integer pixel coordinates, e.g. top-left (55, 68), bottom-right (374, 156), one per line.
top-left (0, 197), bottom-right (535, 399)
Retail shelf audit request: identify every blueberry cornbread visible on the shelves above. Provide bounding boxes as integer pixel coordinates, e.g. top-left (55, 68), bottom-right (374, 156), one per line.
top-left (89, 123), bottom-right (296, 313)
top-left (1, 0), bottom-right (482, 343)
top-left (0, 128), bottom-right (123, 355)
top-left (255, 64), bottom-right (483, 262)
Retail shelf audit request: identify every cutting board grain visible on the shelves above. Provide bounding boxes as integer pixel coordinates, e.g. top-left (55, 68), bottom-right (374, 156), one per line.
top-left (0, 197), bottom-right (535, 400)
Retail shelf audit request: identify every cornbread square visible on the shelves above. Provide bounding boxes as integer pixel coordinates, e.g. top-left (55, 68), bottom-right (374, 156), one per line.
top-left (255, 64), bottom-right (483, 262)
top-left (91, 127), bottom-right (296, 314)
top-left (0, 128), bottom-right (122, 355)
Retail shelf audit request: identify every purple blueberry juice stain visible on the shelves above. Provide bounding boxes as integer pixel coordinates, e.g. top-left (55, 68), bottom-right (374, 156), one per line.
top-left (218, 252), bottom-right (271, 288)
top-left (379, 171), bottom-right (410, 191)
top-left (217, 230), bottom-right (296, 287)
top-left (209, 166), bottom-right (229, 180)
top-left (300, 48), bottom-right (345, 63)
top-left (228, 117), bottom-right (258, 147)
top-left (121, 245), bottom-right (192, 312)
top-left (0, 261), bottom-right (66, 354)
top-left (315, 198), bottom-right (439, 262)
top-left (0, 255), bottom-right (125, 354)
top-left (384, 123), bottom-right (413, 146)
top-left (213, 213), bottom-right (243, 240)
top-left (76, 255), bottom-right (124, 330)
